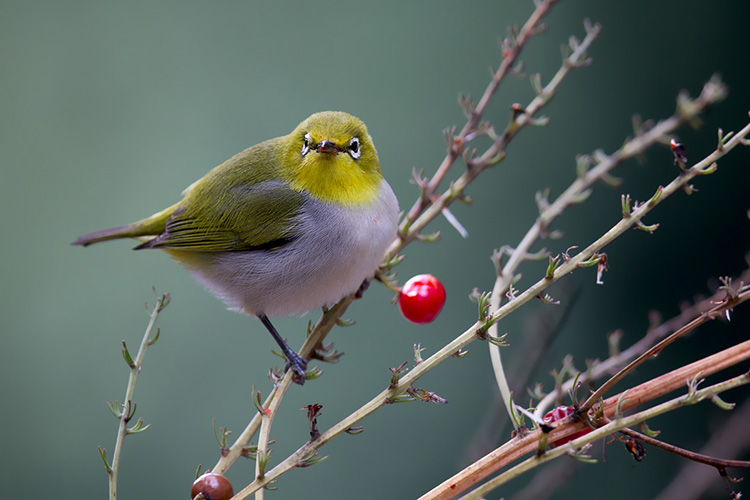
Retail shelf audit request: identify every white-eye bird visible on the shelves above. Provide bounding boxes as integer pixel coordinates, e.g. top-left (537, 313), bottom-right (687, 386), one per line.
top-left (73, 111), bottom-right (399, 384)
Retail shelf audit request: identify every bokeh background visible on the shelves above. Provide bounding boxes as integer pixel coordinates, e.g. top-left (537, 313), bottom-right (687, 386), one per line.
top-left (2, 1), bottom-right (749, 499)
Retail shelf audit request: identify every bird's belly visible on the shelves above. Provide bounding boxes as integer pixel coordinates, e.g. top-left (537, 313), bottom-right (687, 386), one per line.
top-left (174, 184), bottom-right (398, 317)
top-left (199, 235), bottom-right (375, 316)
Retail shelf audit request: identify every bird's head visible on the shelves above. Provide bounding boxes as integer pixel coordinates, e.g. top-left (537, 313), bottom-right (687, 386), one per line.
top-left (282, 111), bottom-right (383, 206)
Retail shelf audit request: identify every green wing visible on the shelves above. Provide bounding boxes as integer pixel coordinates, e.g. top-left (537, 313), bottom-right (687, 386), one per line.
top-left (137, 179), bottom-right (305, 252)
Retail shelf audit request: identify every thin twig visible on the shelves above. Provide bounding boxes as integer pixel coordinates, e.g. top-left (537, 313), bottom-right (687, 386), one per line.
top-left (390, 18), bottom-right (601, 256)
top-left (484, 18), bottom-right (604, 428)
top-left (580, 284), bottom-right (750, 412)
top-left (534, 264), bottom-right (750, 418)
top-left (490, 76), bottom-right (729, 425)
top-left (107, 293), bottom-right (169, 500)
top-left (497, 75), bottom-right (727, 296)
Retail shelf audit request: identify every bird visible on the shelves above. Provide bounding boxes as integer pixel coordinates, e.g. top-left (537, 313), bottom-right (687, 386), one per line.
top-left (73, 111), bottom-right (399, 384)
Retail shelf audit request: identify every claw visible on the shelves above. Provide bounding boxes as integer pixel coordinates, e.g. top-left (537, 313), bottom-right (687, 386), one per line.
top-left (286, 353), bottom-right (308, 385)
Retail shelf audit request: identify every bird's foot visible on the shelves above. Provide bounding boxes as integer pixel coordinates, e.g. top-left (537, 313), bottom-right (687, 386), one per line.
top-left (286, 352), bottom-right (309, 385)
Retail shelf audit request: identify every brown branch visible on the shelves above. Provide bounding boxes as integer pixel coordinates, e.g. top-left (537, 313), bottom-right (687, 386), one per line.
top-left (459, 372), bottom-right (750, 500)
top-left (419, 340), bottom-right (750, 500)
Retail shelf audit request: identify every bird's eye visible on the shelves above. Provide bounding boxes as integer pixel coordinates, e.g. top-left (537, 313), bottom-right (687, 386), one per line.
top-left (348, 137), bottom-right (361, 159)
top-left (302, 133), bottom-right (312, 156)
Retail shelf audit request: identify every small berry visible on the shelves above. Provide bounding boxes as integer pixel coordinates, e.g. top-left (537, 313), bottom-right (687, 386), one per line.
top-left (191, 472), bottom-right (233, 500)
top-left (398, 274), bottom-right (446, 324)
top-left (542, 405), bottom-right (592, 446)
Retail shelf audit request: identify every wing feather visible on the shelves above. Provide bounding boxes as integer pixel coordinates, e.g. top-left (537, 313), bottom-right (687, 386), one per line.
top-left (138, 179), bottom-right (305, 252)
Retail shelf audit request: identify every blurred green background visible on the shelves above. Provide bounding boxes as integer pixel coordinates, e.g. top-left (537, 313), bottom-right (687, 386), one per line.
top-left (2, 1), bottom-right (749, 499)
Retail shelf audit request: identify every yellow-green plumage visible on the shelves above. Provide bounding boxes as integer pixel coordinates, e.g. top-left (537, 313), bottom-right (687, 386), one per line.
top-left (73, 111), bottom-right (399, 383)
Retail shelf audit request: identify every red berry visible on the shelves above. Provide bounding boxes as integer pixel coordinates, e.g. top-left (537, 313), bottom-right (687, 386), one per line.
top-left (398, 274), bottom-right (446, 324)
top-left (543, 405), bottom-right (574, 423)
top-left (542, 405), bottom-right (592, 446)
top-left (191, 472), bottom-right (233, 500)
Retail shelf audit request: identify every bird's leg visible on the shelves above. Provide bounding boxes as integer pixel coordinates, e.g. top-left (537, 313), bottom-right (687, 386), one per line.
top-left (258, 314), bottom-right (308, 385)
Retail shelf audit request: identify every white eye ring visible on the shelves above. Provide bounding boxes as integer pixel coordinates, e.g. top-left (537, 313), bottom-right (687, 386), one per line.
top-left (302, 133), bottom-right (312, 156)
top-left (348, 137), bottom-right (361, 159)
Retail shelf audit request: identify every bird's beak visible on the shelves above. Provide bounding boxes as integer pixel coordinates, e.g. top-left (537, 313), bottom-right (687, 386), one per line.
top-left (318, 139), bottom-right (339, 154)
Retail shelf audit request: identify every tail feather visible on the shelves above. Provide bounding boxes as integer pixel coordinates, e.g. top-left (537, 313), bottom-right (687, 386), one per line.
top-left (72, 201), bottom-right (181, 247)
top-left (71, 225), bottom-right (144, 247)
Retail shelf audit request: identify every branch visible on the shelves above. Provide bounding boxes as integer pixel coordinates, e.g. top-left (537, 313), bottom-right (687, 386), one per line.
top-left (212, 296), bottom-right (355, 476)
top-left (534, 264), bottom-right (750, 417)
top-left (421, 338), bottom-right (750, 499)
top-left (390, 17), bottom-right (601, 255)
top-left (457, 371), bottom-right (750, 500)
top-left (399, 0), bottom-right (560, 233)
top-left (580, 282), bottom-right (750, 412)
top-left (102, 293), bottom-right (169, 500)
top-left (489, 76), bottom-right (729, 424)
top-left (496, 74), bottom-right (727, 297)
